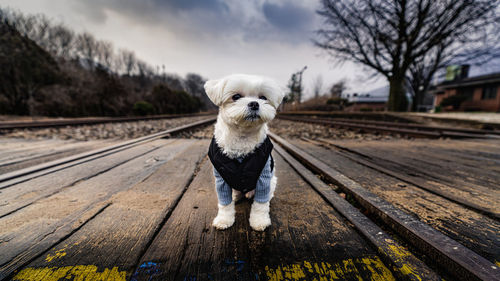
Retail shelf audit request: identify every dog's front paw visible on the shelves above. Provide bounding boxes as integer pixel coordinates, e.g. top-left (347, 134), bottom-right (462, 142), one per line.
top-left (249, 201), bottom-right (271, 231)
top-left (213, 202), bottom-right (235, 230)
top-left (249, 213), bottom-right (271, 231)
top-left (213, 214), bottom-right (235, 229)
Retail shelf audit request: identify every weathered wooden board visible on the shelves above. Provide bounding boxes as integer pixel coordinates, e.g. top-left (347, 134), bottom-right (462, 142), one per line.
top-left (0, 139), bottom-right (174, 218)
top-left (366, 139), bottom-right (500, 170)
top-left (132, 154), bottom-right (396, 281)
top-left (328, 139), bottom-right (500, 190)
top-left (0, 139), bottom-right (199, 279)
top-left (0, 139), bottom-right (116, 174)
top-left (6, 140), bottom-right (209, 281)
top-left (291, 140), bottom-right (500, 265)
top-left (390, 143), bottom-right (500, 180)
top-left (315, 139), bottom-right (499, 216)
top-left (0, 139), bottom-right (82, 161)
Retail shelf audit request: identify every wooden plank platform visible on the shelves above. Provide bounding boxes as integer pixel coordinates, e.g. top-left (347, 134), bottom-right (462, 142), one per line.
top-left (0, 139), bottom-right (118, 174)
top-left (289, 139), bottom-right (500, 265)
top-left (1, 139), bottom-right (399, 281)
top-left (0, 139), bottom-right (203, 278)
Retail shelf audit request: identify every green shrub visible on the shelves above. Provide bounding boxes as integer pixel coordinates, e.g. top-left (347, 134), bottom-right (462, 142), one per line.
top-left (133, 101), bottom-right (154, 116)
top-left (360, 107), bottom-right (373, 112)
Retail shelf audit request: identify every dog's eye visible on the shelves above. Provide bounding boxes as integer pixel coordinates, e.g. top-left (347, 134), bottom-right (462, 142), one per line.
top-left (232, 94), bottom-right (242, 101)
top-left (259, 95), bottom-right (267, 100)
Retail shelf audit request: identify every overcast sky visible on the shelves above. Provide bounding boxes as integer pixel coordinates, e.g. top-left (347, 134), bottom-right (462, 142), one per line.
top-left (1, 0), bottom-right (388, 99)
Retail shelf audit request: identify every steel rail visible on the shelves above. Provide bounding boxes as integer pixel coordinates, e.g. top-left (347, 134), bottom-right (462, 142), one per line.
top-left (282, 115), bottom-right (500, 136)
top-left (0, 113), bottom-right (214, 130)
top-left (278, 115), bottom-right (493, 139)
top-left (0, 117), bottom-right (216, 186)
top-left (269, 132), bottom-right (500, 281)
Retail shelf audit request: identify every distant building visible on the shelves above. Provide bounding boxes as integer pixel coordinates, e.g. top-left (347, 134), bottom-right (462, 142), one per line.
top-left (433, 72), bottom-right (500, 112)
top-left (341, 86), bottom-right (388, 111)
top-left (341, 85), bottom-right (413, 111)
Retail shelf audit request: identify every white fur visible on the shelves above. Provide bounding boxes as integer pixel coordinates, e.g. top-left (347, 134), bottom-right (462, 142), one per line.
top-left (205, 74), bottom-right (284, 231)
top-left (249, 175), bottom-right (277, 231)
top-left (212, 201), bottom-right (235, 230)
top-left (249, 201), bottom-right (271, 231)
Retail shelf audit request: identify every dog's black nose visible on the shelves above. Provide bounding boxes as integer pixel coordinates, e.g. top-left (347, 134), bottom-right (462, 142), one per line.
top-left (248, 101), bottom-right (259, 111)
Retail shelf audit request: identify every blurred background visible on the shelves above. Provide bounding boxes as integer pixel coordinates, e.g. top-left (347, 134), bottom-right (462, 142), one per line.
top-left (0, 0), bottom-right (499, 117)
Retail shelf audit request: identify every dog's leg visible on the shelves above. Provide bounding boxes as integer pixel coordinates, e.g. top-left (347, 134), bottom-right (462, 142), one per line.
top-left (213, 201), bottom-right (235, 229)
top-left (249, 201), bottom-right (271, 231)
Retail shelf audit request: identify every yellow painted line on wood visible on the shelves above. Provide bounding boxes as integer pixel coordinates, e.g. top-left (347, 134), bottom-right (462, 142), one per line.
top-left (12, 265), bottom-right (126, 281)
top-left (381, 240), bottom-right (423, 281)
top-left (45, 249), bottom-right (66, 262)
top-left (265, 256), bottom-right (395, 281)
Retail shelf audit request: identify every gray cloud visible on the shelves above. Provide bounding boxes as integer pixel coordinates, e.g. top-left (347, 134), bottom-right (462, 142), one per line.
top-left (263, 2), bottom-right (314, 32)
top-left (151, 0), bottom-right (227, 11)
top-left (1, 0), bottom-right (382, 95)
top-left (71, 0), bottom-right (317, 44)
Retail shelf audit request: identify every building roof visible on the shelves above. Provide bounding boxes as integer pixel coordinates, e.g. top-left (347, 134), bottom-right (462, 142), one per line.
top-left (437, 72), bottom-right (500, 89)
top-left (342, 85), bottom-right (389, 103)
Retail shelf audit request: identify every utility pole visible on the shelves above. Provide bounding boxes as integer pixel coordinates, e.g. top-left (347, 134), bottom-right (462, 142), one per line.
top-left (296, 66), bottom-right (307, 103)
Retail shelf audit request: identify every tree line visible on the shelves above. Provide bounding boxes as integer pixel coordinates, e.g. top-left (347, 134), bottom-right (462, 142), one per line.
top-left (0, 7), bottom-right (214, 117)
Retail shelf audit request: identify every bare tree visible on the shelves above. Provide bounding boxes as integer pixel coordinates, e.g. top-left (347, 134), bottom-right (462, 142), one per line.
top-left (312, 75), bottom-right (323, 98)
top-left (316, 0), bottom-right (499, 111)
top-left (136, 59), bottom-right (155, 78)
top-left (329, 80), bottom-right (347, 98)
top-left (32, 14), bottom-right (51, 49)
top-left (118, 49), bottom-right (137, 75)
top-left (112, 55), bottom-right (124, 74)
top-left (5, 10), bottom-right (36, 38)
top-left (184, 73), bottom-right (206, 97)
top-left (407, 24), bottom-right (500, 111)
top-left (54, 25), bottom-right (74, 59)
top-left (46, 24), bottom-right (75, 58)
top-left (75, 32), bottom-right (98, 69)
top-left (97, 40), bottom-right (114, 70)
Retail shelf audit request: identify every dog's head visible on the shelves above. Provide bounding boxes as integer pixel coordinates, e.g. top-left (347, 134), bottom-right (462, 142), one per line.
top-left (204, 74), bottom-right (284, 127)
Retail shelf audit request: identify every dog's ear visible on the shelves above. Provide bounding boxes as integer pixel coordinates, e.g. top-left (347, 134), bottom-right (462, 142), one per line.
top-left (262, 79), bottom-right (285, 108)
top-left (204, 79), bottom-right (227, 106)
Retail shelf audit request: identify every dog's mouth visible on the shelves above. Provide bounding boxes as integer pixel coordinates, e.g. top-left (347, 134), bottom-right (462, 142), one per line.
top-left (245, 112), bottom-right (260, 121)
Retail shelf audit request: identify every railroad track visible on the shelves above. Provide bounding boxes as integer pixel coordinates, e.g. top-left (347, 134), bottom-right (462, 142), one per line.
top-left (1, 118), bottom-right (498, 280)
top-left (0, 113), bottom-right (214, 130)
top-left (0, 117), bottom-right (216, 185)
top-left (303, 137), bottom-right (499, 219)
top-left (270, 133), bottom-right (499, 281)
top-left (278, 114), bottom-right (500, 139)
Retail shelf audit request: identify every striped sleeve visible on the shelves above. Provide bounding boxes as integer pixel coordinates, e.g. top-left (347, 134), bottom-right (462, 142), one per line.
top-left (213, 167), bottom-right (233, 205)
top-left (254, 156), bottom-right (273, 203)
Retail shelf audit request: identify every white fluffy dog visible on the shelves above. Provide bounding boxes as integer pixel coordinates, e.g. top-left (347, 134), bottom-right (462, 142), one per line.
top-left (204, 74), bottom-right (284, 231)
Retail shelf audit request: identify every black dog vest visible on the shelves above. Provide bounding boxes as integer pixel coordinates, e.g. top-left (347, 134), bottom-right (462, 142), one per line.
top-left (208, 137), bottom-right (274, 193)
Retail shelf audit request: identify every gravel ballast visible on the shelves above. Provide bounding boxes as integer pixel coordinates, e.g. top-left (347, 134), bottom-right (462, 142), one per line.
top-left (268, 119), bottom-right (396, 141)
top-left (180, 118), bottom-right (398, 141)
top-left (1, 116), bottom-right (400, 141)
top-left (1, 116), bottom-right (214, 141)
